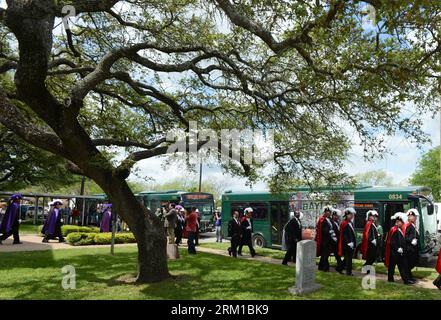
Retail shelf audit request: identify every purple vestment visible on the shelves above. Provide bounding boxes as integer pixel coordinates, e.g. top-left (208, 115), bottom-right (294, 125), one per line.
top-left (0, 202), bottom-right (19, 234)
top-left (42, 208), bottom-right (59, 236)
top-left (100, 209), bottom-right (112, 232)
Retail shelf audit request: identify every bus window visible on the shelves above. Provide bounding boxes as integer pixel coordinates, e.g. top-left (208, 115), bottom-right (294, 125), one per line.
top-left (231, 202), bottom-right (247, 218)
top-left (354, 209), bottom-right (369, 229)
top-left (249, 202), bottom-right (268, 220)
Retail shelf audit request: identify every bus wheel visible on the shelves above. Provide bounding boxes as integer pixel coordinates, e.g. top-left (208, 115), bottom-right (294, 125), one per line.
top-left (252, 234), bottom-right (265, 248)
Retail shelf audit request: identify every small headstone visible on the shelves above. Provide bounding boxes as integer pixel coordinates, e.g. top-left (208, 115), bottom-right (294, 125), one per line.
top-left (167, 243), bottom-right (180, 260)
top-left (288, 240), bottom-right (321, 295)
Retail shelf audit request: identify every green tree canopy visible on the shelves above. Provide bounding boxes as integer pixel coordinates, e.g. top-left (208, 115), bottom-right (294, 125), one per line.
top-left (0, 126), bottom-right (78, 191)
top-left (410, 147), bottom-right (440, 201)
top-left (355, 169), bottom-right (394, 187)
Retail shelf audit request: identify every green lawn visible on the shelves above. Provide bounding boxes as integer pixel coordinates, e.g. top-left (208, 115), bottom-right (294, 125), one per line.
top-left (0, 247), bottom-right (439, 300)
top-left (18, 222), bottom-right (42, 235)
top-left (200, 242), bottom-right (438, 280)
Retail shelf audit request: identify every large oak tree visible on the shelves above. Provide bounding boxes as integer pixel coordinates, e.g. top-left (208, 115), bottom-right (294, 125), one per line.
top-left (0, 0), bottom-right (440, 282)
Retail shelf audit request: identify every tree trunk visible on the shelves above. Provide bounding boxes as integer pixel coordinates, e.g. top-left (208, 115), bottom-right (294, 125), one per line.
top-left (89, 173), bottom-right (171, 283)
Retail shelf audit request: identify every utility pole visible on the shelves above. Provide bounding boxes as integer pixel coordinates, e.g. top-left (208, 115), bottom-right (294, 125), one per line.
top-left (198, 161), bottom-right (203, 192)
top-left (439, 99), bottom-right (441, 199)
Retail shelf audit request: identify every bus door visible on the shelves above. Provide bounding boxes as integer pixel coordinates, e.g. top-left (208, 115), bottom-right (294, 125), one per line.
top-left (381, 201), bottom-right (413, 234)
top-left (270, 201), bottom-right (289, 246)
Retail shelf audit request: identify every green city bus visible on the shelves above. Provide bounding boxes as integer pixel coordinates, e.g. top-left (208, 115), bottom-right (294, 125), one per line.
top-left (137, 190), bottom-right (215, 233)
top-left (221, 186), bottom-right (438, 265)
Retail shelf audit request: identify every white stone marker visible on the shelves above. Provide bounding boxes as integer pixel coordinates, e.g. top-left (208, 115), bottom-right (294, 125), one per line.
top-left (288, 240), bottom-right (321, 295)
top-left (167, 243), bottom-right (180, 260)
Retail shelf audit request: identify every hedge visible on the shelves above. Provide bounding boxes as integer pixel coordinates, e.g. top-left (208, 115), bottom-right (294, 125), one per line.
top-left (38, 225), bottom-right (100, 236)
top-left (66, 232), bottom-right (136, 246)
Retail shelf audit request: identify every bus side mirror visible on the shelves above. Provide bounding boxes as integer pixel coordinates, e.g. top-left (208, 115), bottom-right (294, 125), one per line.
top-left (427, 204), bottom-right (434, 215)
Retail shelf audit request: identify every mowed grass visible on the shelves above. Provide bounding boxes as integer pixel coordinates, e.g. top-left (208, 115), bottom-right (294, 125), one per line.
top-left (200, 242), bottom-right (439, 280)
top-left (18, 222), bottom-right (42, 235)
top-left (0, 247), bottom-right (440, 300)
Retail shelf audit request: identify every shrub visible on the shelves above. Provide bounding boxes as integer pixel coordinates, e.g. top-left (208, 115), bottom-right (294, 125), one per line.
top-left (66, 232), bottom-right (135, 246)
top-left (66, 232), bottom-right (83, 244)
top-left (115, 233), bottom-right (136, 244)
top-left (38, 225), bottom-right (100, 236)
top-left (94, 233), bottom-right (112, 245)
top-left (62, 225), bottom-right (99, 236)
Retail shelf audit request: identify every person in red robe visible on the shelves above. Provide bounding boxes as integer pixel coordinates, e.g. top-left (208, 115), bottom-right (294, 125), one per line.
top-left (336, 208), bottom-right (356, 276)
top-left (433, 248), bottom-right (441, 289)
top-left (385, 212), bottom-right (413, 284)
top-left (315, 205), bottom-right (333, 272)
top-left (361, 210), bottom-right (379, 269)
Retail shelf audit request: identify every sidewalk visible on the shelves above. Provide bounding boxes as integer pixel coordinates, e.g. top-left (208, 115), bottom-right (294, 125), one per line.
top-left (0, 235), bottom-right (136, 252)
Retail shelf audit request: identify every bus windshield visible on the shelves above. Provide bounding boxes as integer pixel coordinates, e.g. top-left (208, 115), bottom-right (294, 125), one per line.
top-left (194, 203), bottom-right (213, 219)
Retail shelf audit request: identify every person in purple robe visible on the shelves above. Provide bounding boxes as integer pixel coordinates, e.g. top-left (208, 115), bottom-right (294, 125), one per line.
top-left (0, 193), bottom-right (23, 245)
top-left (100, 203), bottom-right (112, 233)
top-left (42, 200), bottom-right (65, 243)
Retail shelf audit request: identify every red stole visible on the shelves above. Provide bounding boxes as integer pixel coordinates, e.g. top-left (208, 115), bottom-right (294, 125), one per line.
top-left (338, 220), bottom-right (350, 257)
top-left (361, 220), bottom-right (373, 260)
top-left (436, 248), bottom-right (441, 274)
top-left (315, 216), bottom-right (325, 257)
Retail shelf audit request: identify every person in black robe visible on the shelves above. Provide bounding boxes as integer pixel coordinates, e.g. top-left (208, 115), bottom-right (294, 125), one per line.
top-left (404, 209), bottom-right (420, 281)
top-left (238, 208), bottom-right (256, 257)
top-left (282, 211), bottom-right (303, 265)
top-left (330, 209), bottom-right (342, 272)
top-left (336, 208), bottom-right (357, 276)
top-left (385, 212), bottom-right (413, 284)
top-left (0, 193), bottom-right (23, 245)
top-left (175, 208), bottom-right (185, 245)
top-left (227, 210), bottom-right (242, 258)
top-left (361, 210), bottom-right (380, 270)
top-left (317, 205), bottom-right (333, 272)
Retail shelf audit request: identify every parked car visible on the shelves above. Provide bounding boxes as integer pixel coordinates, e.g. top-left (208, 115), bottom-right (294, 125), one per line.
top-left (26, 206), bottom-right (48, 219)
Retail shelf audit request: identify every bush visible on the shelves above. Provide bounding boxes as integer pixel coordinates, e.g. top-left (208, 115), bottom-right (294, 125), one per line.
top-left (38, 225), bottom-right (100, 236)
top-left (62, 225), bottom-right (99, 236)
top-left (94, 233), bottom-right (112, 245)
top-left (115, 233), bottom-right (136, 244)
top-left (66, 232), bottom-right (136, 246)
